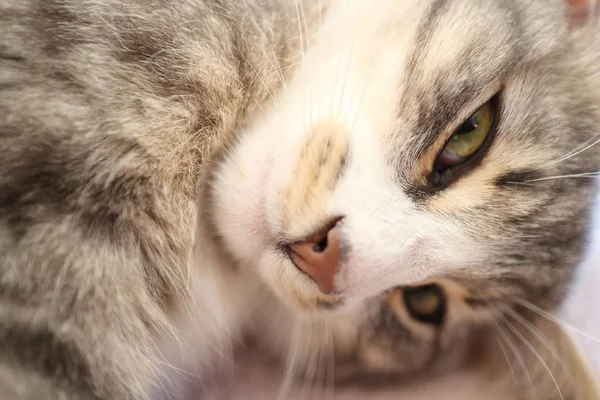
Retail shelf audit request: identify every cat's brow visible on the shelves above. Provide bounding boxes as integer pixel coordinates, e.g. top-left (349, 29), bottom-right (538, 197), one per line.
top-left (402, 0), bottom-right (451, 87)
top-left (400, 0), bottom-right (517, 160)
top-left (413, 76), bottom-right (499, 156)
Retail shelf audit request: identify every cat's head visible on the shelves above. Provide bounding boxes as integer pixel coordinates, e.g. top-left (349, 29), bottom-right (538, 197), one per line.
top-left (206, 0), bottom-right (600, 327)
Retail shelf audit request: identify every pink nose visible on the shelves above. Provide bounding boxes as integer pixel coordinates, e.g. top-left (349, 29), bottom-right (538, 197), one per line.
top-left (289, 223), bottom-right (341, 294)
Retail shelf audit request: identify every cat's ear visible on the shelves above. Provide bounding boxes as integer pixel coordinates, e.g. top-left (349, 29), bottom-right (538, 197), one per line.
top-left (565, 0), bottom-right (599, 26)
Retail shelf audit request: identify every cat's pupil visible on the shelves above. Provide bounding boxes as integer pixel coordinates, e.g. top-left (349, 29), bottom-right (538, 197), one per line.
top-left (313, 236), bottom-right (328, 253)
top-left (403, 284), bottom-right (446, 325)
top-left (454, 111), bottom-right (480, 137)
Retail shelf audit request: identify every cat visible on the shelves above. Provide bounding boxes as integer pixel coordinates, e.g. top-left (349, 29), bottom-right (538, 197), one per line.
top-left (174, 0), bottom-right (600, 398)
top-left (0, 1), bottom-right (599, 400)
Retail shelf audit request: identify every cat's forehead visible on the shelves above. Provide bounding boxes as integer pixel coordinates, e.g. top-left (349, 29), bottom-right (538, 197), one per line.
top-left (371, 0), bottom-right (567, 162)
top-left (404, 0), bottom-right (515, 75)
top-left (273, 0), bottom-right (570, 222)
top-left (322, 0), bottom-right (567, 125)
top-left (281, 0), bottom-right (572, 221)
top-left (393, 1), bottom-right (516, 153)
top-left (398, 0), bottom-right (565, 92)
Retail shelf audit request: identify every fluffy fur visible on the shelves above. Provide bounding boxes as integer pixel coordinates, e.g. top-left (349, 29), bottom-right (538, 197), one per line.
top-left (201, 0), bottom-right (600, 398)
top-left (0, 1), bottom-right (315, 398)
top-left (0, 0), bottom-right (599, 400)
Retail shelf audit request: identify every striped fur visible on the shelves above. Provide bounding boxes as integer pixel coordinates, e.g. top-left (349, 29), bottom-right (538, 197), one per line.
top-left (0, 0), bottom-right (599, 399)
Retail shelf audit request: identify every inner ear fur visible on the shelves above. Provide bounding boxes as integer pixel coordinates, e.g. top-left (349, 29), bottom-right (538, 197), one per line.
top-left (566, 0), bottom-right (600, 26)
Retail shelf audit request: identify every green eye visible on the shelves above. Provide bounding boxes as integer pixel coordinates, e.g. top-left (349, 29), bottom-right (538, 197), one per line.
top-left (436, 101), bottom-right (495, 169)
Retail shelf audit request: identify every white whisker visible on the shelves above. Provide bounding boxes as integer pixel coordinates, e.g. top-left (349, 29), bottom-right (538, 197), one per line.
top-left (501, 305), bottom-right (559, 360)
top-left (494, 332), bottom-right (519, 384)
top-left (237, 51), bottom-right (279, 109)
top-left (501, 304), bottom-right (577, 393)
top-left (522, 172), bottom-right (600, 183)
top-left (531, 134), bottom-right (600, 172)
top-left (492, 317), bottom-right (538, 400)
top-left (278, 320), bottom-right (302, 400)
top-left (514, 297), bottom-right (600, 345)
top-left (329, 0), bottom-right (352, 115)
top-left (324, 320), bottom-right (336, 400)
top-left (303, 322), bottom-right (318, 400)
top-left (245, 5), bottom-right (289, 91)
top-left (501, 317), bottom-right (564, 400)
top-left (486, 307), bottom-right (519, 385)
top-left (294, 0), bottom-right (306, 69)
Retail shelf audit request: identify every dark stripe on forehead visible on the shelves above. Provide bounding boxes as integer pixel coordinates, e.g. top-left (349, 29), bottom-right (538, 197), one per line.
top-left (393, 1), bottom-right (525, 202)
top-left (402, 2), bottom-right (518, 151)
top-left (410, 50), bottom-right (511, 158)
top-left (414, 74), bottom-right (483, 154)
top-left (401, 0), bottom-right (451, 106)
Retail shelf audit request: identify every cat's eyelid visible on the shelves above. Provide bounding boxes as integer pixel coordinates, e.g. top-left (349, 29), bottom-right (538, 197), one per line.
top-left (439, 81), bottom-right (503, 145)
top-left (416, 81), bottom-right (503, 179)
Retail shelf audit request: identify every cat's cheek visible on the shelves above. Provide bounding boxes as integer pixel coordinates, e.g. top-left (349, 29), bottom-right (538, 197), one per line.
top-left (208, 131), bottom-right (281, 267)
top-left (330, 210), bottom-right (477, 303)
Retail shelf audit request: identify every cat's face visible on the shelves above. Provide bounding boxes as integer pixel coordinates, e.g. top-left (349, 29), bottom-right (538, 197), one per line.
top-left (207, 0), bottom-right (600, 326)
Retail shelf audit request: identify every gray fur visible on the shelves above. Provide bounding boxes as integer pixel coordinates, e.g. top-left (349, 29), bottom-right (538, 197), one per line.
top-left (0, 0), bottom-right (309, 398)
top-left (1, 0), bottom-right (600, 400)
